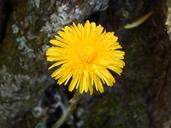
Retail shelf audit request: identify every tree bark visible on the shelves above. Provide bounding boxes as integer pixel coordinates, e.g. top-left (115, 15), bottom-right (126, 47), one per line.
top-left (0, 0), bottom-right (109, 127)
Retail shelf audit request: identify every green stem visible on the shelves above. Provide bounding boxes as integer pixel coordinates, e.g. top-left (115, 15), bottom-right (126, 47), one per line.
top-left (52, 91), bottom-right (81, 128)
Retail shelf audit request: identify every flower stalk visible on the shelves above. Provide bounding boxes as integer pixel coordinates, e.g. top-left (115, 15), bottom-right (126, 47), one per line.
top-left (52, 91), bottom-right (81, 128)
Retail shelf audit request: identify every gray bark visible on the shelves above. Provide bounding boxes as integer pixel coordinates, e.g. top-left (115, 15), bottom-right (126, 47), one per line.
top-left (0, 0), bottom-right (109, 127)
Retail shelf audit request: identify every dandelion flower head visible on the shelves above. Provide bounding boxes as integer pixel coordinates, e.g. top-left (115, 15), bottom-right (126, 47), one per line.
top-left (46, 20), bottom-right (125, 95)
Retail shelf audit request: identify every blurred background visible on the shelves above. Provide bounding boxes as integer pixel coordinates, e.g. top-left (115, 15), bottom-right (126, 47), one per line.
top-left (0, 0), bottom-right (171, 128)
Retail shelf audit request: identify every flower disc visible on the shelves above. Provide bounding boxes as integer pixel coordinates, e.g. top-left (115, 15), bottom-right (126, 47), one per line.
top-left (46, 20), bottom-right (125, 95)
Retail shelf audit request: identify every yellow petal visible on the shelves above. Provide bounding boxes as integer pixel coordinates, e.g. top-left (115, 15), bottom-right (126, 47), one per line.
top-left (51, 67), bottom-right (64, 78)
top-left (69, 78), bottom-right (78, 92)
top-left (48, 60), bottom-right (67, 70)
top-left (99, 69), bottom-right (115, 86)
top-left (49, 40), bottom-right (66, 47)
top-left (94, 75), bottom-right (104, 93)
top-left (108, 65), bottom-right (123, 75)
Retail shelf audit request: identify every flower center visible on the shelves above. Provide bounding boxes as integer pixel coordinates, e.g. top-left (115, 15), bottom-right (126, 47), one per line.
top-left (79, 45), bottom-right (97, 64)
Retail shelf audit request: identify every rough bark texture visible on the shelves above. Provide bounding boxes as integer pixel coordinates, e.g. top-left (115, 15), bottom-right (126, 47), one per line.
top-left (84, 0), bottom-right (171, 128)
top-left (0, 0), bottom-right (171, 128)
top-left (166, 0), bottom-right (171, 40)
top-left (0, 0), bottom-right (109, 127)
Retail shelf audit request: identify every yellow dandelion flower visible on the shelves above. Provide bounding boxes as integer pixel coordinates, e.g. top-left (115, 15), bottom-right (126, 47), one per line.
top-left (46, 20), bottom-right (125, 95)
